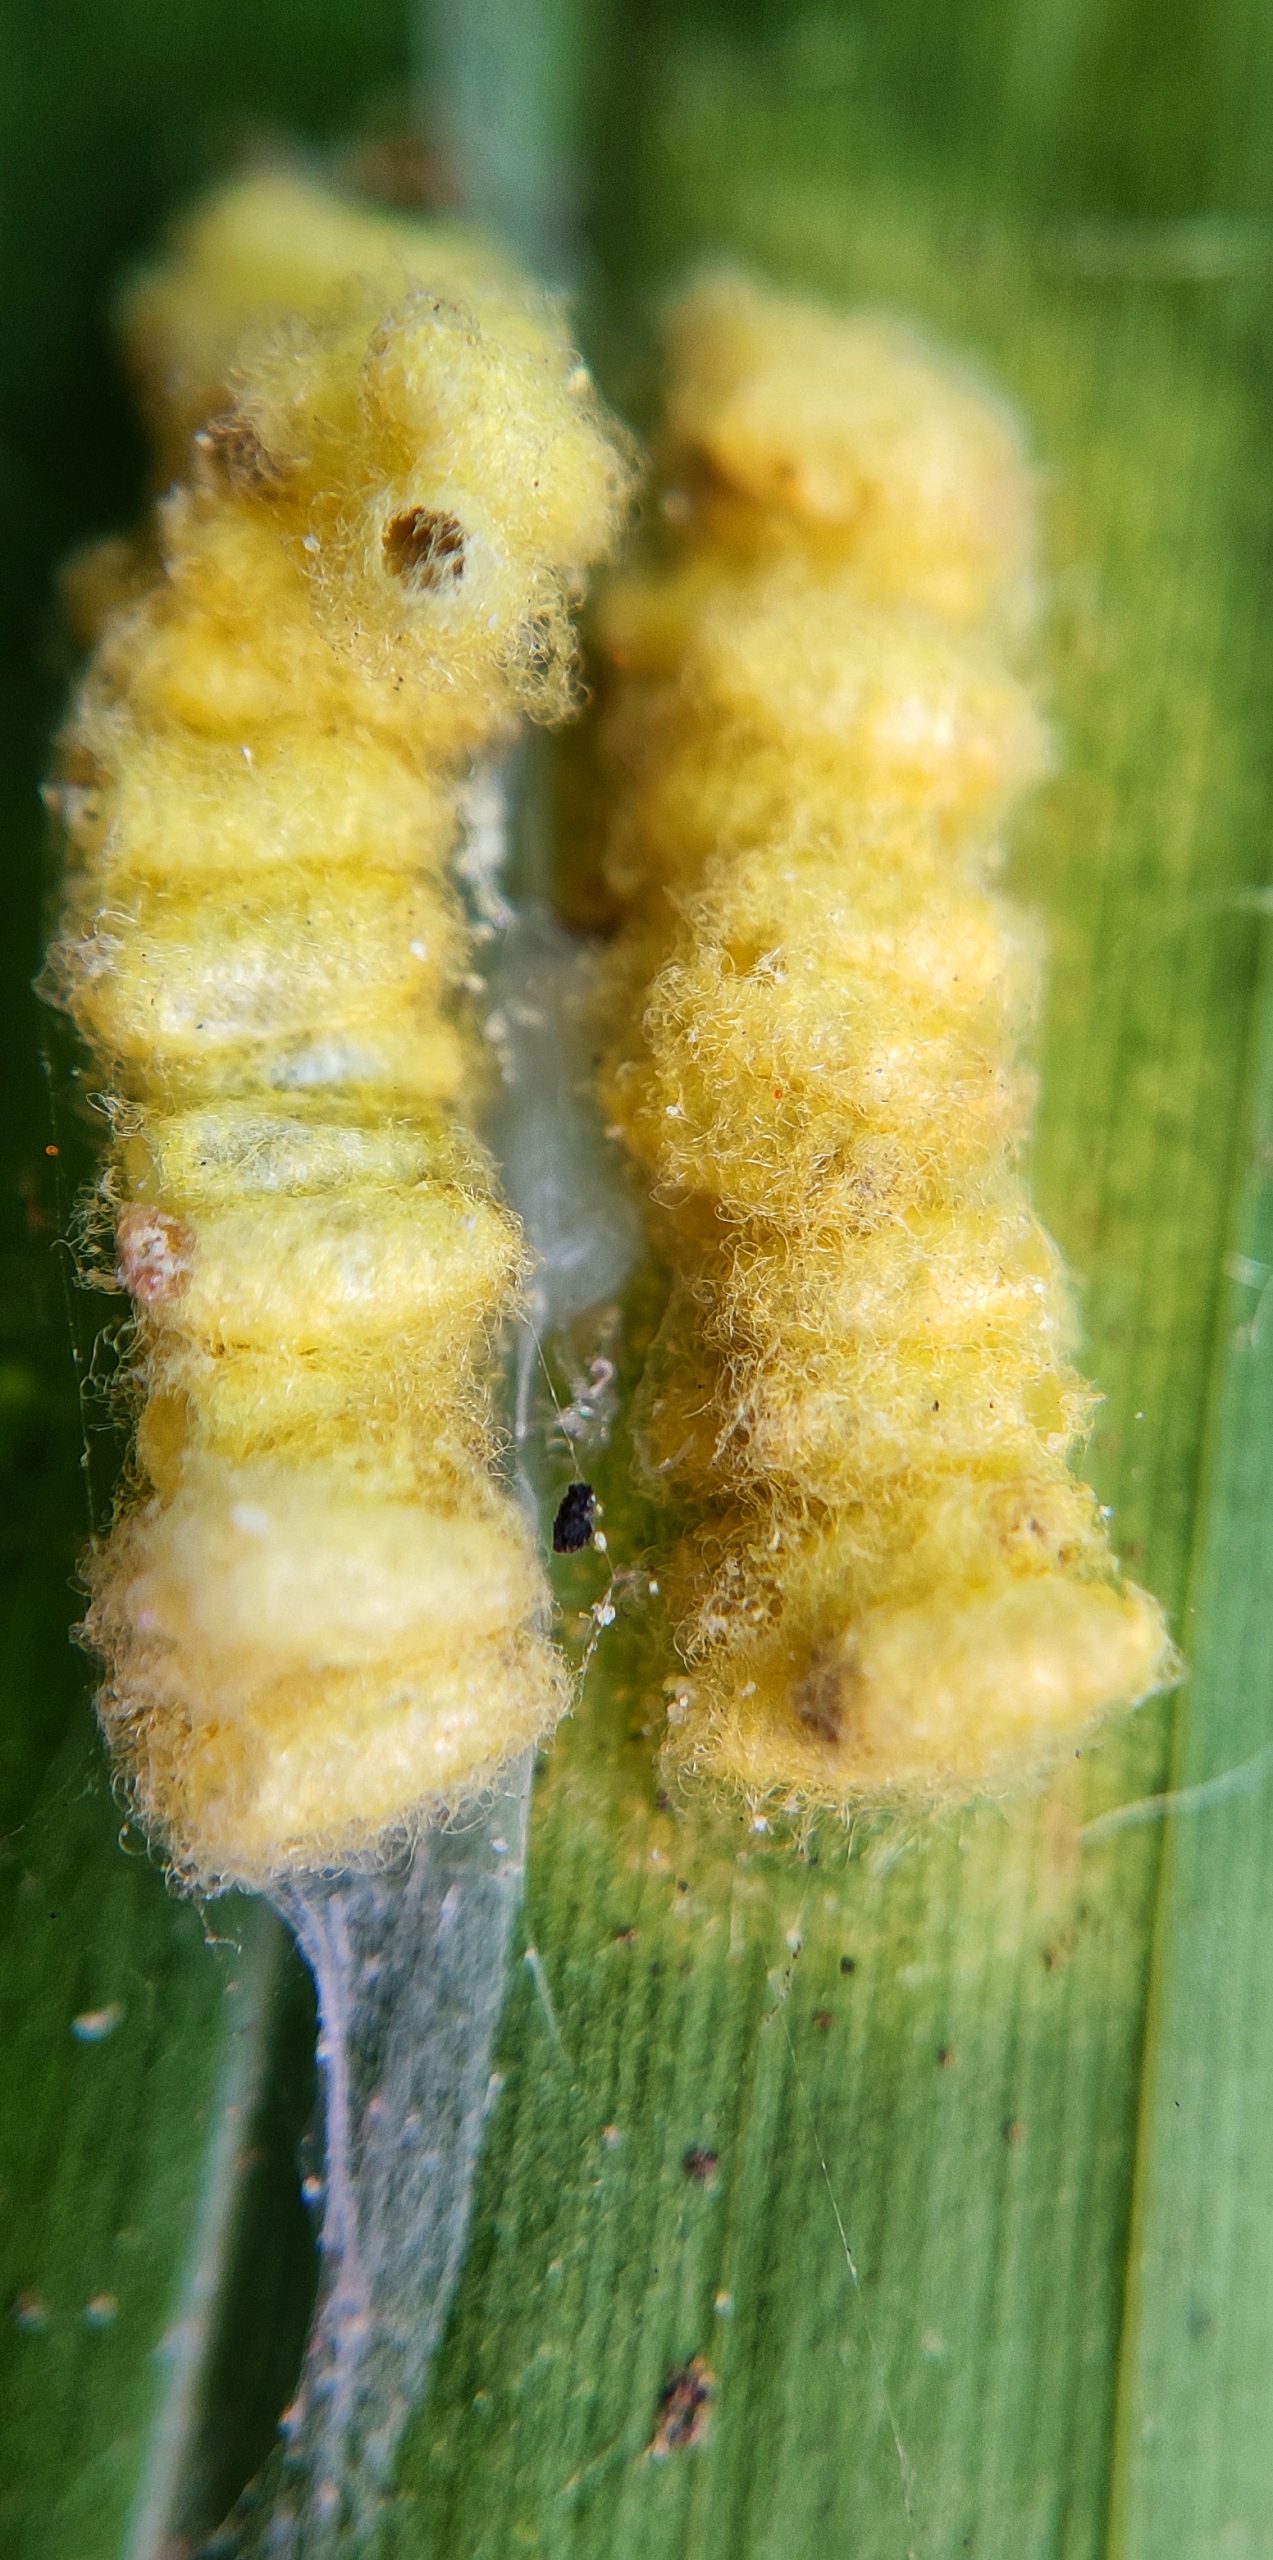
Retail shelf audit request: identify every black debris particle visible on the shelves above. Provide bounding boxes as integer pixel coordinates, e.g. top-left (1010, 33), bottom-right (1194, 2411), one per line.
top-left (552, 1479), bottom-right (597, 1553)
top-left (649, 2356), bottom-right (714, 2455)
top-left (839, 1954), bottom-right (857, 1976)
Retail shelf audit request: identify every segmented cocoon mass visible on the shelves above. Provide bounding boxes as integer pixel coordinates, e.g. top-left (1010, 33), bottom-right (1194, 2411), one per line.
top-left (592, 270), bottom-right (1176, 1809)
top-left (45, 176), bottom-right (633, 1887)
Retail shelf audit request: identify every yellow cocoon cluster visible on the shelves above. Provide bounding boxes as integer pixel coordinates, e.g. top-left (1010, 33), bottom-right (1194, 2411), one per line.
top-left (47, 177), bottom-right (633, 1887)
top-left (658, 274), bottom-right (1039, 625)
top-left (593, 271), bottom-right (1175, 1811)
top-left (118, 168), bottom-right (555, 468)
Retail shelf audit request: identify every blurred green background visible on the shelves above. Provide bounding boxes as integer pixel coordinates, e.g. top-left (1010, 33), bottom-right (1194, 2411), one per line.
top-left (4, 4), bottom-right (1273, 2555)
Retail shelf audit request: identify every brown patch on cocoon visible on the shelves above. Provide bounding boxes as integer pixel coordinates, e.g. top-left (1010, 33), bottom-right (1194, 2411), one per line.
top-left (196, 410), bottom-right (289, 494)
top-left (383, 507), bottom-right (466, 588)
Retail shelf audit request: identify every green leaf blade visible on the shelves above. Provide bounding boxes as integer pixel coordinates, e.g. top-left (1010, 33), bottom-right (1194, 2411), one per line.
top-left (1110, 949), bottom-right (1273, 2557)
top-left (384, 18), bottom-right (1273, 2557)
top-left (6, 5), bottom-right (1273, 2553)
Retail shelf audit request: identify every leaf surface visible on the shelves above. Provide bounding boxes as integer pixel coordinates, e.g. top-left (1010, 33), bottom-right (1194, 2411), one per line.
top-left (3, 7), bottom-right (1273, 2558)
top-left (386, 14), bottom-right (1273, 2557)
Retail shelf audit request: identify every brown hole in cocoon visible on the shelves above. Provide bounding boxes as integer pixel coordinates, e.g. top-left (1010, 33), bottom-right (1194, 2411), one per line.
top-left (383, 507), bottom-right (466, 589)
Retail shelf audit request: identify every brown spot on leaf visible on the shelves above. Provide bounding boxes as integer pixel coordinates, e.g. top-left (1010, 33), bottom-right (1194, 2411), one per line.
top-left (649, 2356), bottom-right (713, 2455)
top-left (1042, 1928), bottom-right (1078, 1973)
top-left (117, 1208), bottom-right (193, 1308)
top-left (682, 2146), bottom-right (719, 2185)
top-left (382, 507), bottom-right (466, 589)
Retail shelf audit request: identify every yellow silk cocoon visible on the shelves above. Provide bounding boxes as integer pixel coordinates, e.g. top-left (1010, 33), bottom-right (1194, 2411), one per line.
top-left (592, 271), bottom-right (1175, 1811)
top-left (48, 177), bottom-right (633, 1886)
top-left (117, 168), bottom-right (562, 468)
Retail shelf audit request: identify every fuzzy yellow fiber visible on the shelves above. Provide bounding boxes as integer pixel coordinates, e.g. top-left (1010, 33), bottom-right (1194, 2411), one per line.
top-left (117, 168), bottom-right (556, 468)
top-left (48, 178), bottom-right (633, 1887)
top-left (593, 270), bottom-right (1175, 1811)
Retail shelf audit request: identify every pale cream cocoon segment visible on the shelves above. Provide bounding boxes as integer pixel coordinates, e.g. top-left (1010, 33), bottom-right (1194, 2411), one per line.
top-left (592, 270), bottom-right (1176, 1810)
top-left (47, 177), bottom-right (634, 1886)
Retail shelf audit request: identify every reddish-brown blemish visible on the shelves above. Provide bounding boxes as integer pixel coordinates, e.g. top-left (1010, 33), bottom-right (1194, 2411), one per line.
top-left (117, 1207), bottom-right (194, 1308)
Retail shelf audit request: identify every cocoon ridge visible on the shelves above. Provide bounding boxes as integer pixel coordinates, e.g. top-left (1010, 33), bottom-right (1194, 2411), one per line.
top-left (47, 176), bottom-right (634, 1887)
top-left (591, 270), bottom-right (1175, 1812)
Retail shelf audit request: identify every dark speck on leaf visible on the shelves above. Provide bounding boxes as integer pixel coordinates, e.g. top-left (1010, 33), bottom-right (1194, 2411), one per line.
top-left (552, 1480), bottom-right (596, 1553)
top-left (649, 2356), bottom-right (714, 2455)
